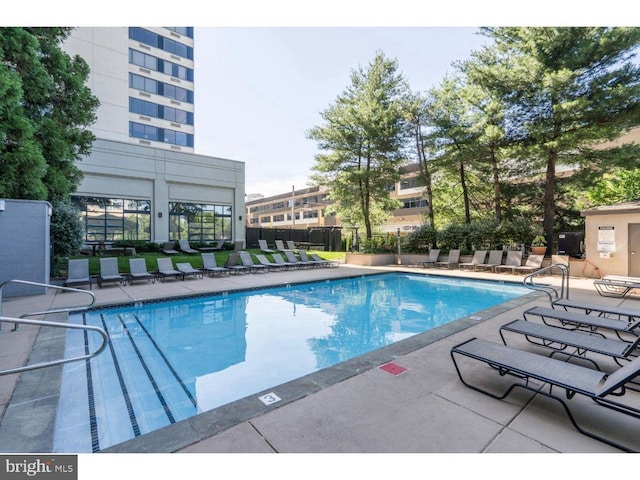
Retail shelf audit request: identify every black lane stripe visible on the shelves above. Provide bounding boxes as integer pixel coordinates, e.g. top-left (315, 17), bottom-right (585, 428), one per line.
top-left (98, 314), bottom-right (142, 438)
top-left (81, 313), bottom-right (100, 453)
top-left (117, 314), bottom-right (176, 424)
top-left (132, 313), bottom-right (197, 408)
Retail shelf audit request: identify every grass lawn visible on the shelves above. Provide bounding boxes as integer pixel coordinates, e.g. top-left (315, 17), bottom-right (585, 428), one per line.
top-left (71, 249), bottom-right (346, 276)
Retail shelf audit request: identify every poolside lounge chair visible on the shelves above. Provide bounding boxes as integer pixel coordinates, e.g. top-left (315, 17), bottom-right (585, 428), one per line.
top-left (156, 257), bottom-right (184, 281)
top-left (178, 239), bottom-right (199, 254)
top-left (551, 298), bottom-right (640, 324)
top-left (286, 240), bottom-right (298, 251)
top-left (299, 250), bottom-right (325, 268)
top-left (272, 253), bottom-right (299, 270)
top-left (255, 254), bottom-right (284, 271)
top-left (450, 337), bottom-right (640, 452)
top-left (284, 250), bottom-right (315, 269)
top-left (176, 262), bottom-right (204, 279)
top-left (474, 250), bottom-right (504, 272)
top-left (513, 254), bottom-right (544, 275)
top-left (201, 253), bottom-right (230, 276)
top-left (275, 239), bottom-right (294, 252)
top-left (435, 249), bottom-right (460, 269)
top-left (64, 258), bottom-right (92, 290)
top-left (258, 239), bottom-right (275, 253)
top-left (421, 249), bottom-right (440, 268)
top-left (239, 252), bottom-right (268, 273)
top-left (311, 253), bottom-right (339, 267)
top-left (161, 242), bottom-right (179, 255)
top-left (458, 250), bottom-right (487, 271)
top-left (223, 251), bottom-right (251, 274)
top-left (594, 275), bottom-right (640, 298)
top-left (499, 318), bottom-right (640, 368)
top-left (98, 257), bottom-right (126, 288)
top-left (494, 251), bottom-right (523, 274)
top-left (197, 239), bottom-right (226, 252)
top-left (128, 258), bottom-right (155, 284)
top-left (523, 306), bottom-right (640, 340)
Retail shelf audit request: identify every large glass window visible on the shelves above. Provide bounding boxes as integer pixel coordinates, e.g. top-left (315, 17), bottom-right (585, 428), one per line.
top-left (72, 197), bottom-right (151, 241)
top-left (169, 203), bottom-right (232, 241)
top-left (129, 27), bottom-right (193, 60)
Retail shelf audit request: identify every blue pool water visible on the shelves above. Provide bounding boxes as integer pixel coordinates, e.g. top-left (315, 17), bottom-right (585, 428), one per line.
top-left (54, 273), bottom-right (528, 452)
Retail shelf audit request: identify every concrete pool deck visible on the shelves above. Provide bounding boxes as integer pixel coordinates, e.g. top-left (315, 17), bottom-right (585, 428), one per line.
top-left (2, 263), bottom-right (640, 454)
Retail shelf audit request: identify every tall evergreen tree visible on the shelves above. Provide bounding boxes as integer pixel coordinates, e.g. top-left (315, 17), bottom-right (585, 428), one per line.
top-left (478, 27), bottom-right (640, 247)
top-left (0, 27), bottom-right (99, 202)
top-left (307, 52), bottom-right (409, 239)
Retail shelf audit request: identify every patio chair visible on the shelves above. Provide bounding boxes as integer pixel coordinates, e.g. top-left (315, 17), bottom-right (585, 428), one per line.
top-left (156, 257), bottom-right (184, 281)
top-left (552, 298), bottom-right (640, 325)
top-left (161, 242), bottom-right (179, 255)
top-left (494, 251), bottom-right (523, 274)
top-left (178, 239), bottom-right (199, 254)
top-left (275, 239), bottom-right (294, 252)
top-left (239, 251), bottom-right (269, 273)
top-left (474, 250), bottom-right (504, 272)
top-left (255, 254), bottom-right (284, 271)
top-left (421, 249), bottom-right (440, 268)
top-left (435, 249), bottom-right (460, 269)
top-left (311, 253), bottom-right (340, 267)
top-left (286, 240), bottom-right (298, 251)
top-left (513, 254), bottom-right (544, 275)
top-left (284, 250), bottom-right (315, 269)
top-left (176, 262), bottom-right (204, 279)
top-left (593, 275), bottom-right (640, 298)
top-left (98, 257), bottom-right (126, 288)
top-left (223, 251), bottom-right (251, 274)
top-left (523, 306), bottom-right (640, 341)
top-left (201, 253), bottom-right (230, 277)
top-left (450, 337), bottom-right (640, 452)
top-left (258, 239), bottom-right (275, 253)
top-left (272, 253), bottom-right (299, 270)
top-left (128, 258), bottom-right (155, 284)
top-left (499, 318), bottom-right (640, 368)
top-left (64, 258), bottom-right (92, 290)
top-left (458, 250), bottom-right (487, 271)
top-left (299, 250), bottom-right (324, 268)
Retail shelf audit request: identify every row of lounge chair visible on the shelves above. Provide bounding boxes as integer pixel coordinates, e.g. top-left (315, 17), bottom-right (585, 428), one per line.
top-left (422, 249), bottom-right (544, 275)
top-left (64, 250), bottom-right (339, 289)
top-left (258, 239), bottom-right (298, 254)
top-left (451, 296), bottom-right (640, 451)
top-left (161, 239), bottom-right (226, 255)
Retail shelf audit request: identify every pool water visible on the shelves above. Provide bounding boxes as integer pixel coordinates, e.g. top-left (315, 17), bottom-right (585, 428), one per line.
top-left (54, 273), bottom-right (528, 452)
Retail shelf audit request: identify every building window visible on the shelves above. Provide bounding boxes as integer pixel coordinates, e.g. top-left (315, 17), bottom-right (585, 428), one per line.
top-left (402, 197), bottom-right (429, 209)
top-left (72, 196), bottom-right (151, 241)
top-left (129, 27), bottom-right (193, 60)
top-left (130, 121), bottom-right (160, 141)
top-left (129, 98), bottom-right (193, 125)
top-left (400, 177), bottom-right (426, 190)
top-left (272, 214), bottom-right (285, 222)
top-left (168, 202), bottom-right (232, 241)
top-left (260, 216), bottom-right (271, 223)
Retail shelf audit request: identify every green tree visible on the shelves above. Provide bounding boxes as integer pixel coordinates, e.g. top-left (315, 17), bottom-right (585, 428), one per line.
top-left (478, 27), bottom-right (640, 247)
top-left (586, 167), bottom-right (640, 205)
top-left (0, 27), bottom-right (99, 202)
top-left (307, 52), bottom-right (409, 239)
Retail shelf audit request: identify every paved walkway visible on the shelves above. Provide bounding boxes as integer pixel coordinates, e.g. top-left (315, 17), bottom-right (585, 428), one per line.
top-left (1, 263), bottom-right (640, 455)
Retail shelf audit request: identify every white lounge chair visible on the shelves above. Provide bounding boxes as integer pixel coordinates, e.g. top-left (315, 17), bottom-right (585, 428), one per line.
top-left (435, 249), bottom-right (460, 269)
top-left (474, 250), bottom-right (504, 272)
top-left (513, 254), bottom-right (544, 274)
top-left (494, 251), bottom-right (523, 274)
top-left (421, 249), bottom-right (440, 268)
top-left (258, 239), bottom-right (275, 253)
top-left (458, 250), bottom-right (487, 270)
top-left (176, 262), bottom-right (203, 279)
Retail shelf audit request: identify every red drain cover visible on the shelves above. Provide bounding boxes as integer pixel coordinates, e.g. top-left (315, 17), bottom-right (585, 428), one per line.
top-left (378, 362), bottom-right (408, 376)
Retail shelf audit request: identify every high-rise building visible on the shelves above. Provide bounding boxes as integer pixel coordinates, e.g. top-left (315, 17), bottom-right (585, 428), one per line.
top-left (63, 27), bottom-right (245, 246)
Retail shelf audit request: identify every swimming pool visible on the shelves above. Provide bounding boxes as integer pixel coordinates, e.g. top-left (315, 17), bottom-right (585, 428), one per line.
top-left (54, 273), bottom-right (530, 452)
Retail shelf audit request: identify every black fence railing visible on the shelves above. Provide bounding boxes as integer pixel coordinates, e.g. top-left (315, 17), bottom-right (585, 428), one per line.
top-left (246, 227), bottom-right (343, 251)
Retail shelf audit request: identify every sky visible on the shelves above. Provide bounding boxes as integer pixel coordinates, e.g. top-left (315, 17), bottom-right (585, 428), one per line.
top-left (193, 26), bottom-right (491, 197)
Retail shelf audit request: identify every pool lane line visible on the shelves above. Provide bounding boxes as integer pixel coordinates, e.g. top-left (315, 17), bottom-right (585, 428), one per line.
top-left (116, 314), bottom-right (177, 424)
top-left (82, 313), bottom-right (101, 453)
top-left (98, 313), bottom-right (142, 440)
top-left (131, 313), bottom-right (197, 409)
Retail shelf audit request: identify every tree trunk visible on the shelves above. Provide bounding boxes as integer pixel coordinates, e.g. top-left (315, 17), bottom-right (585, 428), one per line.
top-left (459, 160), bottom-right (471, 224)
top-left (490, 147), bottom-right (502, 222)
top-left (543, 151), bottom-right (557, 252)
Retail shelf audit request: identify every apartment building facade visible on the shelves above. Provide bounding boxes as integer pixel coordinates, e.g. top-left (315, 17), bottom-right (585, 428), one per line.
top-left (245, 164), bottom-right (429, 234)
top-left (63, 27), bottom-right (245, 245)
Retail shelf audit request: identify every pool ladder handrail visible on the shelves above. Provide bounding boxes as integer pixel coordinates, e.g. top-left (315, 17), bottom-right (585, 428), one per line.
top-left (0, 279), bottom-right (107, 377)
top-left (522, 262), bottom-right (570, 302)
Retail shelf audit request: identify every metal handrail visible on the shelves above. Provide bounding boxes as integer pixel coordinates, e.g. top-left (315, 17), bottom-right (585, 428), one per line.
top-left (0, 279), bottom-right (107, 376)
top-left (0, 279), bottom-right (96, 332)
top-left (0, 315), bottom-right (108, 376)
top-left (522, 263), bottom-right (570, 302)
